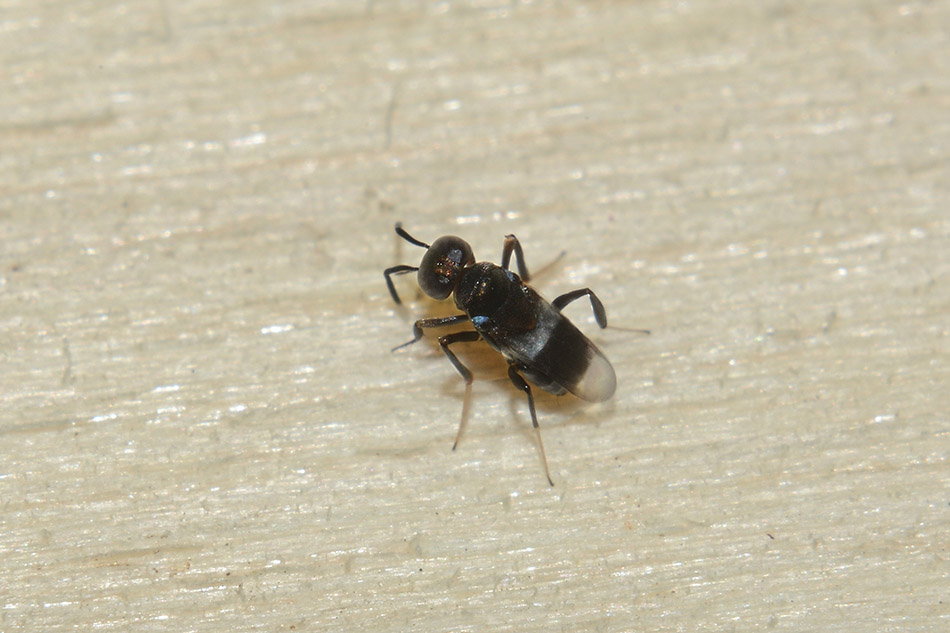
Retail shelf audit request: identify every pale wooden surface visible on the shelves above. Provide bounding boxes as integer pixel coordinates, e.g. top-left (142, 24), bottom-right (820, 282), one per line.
top-left (1, 1), bottom-right (947, 631)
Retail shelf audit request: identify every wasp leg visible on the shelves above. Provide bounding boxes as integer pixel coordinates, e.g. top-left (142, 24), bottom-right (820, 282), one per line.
top-left (392, 314), bottom-right (470, 351)
top-left (383, 265), bottom-right (419, 305)
top-left (554, 289), bottom-right (651, 334)
top-left (500, 234), bottom-right (531, 281)
top-left (434, 330), bottom-right (482, 452)
top-left (501, 234), bottom-right (567, 281)
top-left (552, 288), bottom-right (609, 328)
top-left (508, 364), bottom-right (555, 487)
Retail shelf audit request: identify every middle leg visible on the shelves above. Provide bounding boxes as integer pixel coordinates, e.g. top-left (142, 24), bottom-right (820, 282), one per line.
top-left (501, 234), bottom-right (567, 281)
top-left (436, 330), bottom-right (482, 452)
top-left (500, 234), bottom-right (531, 281)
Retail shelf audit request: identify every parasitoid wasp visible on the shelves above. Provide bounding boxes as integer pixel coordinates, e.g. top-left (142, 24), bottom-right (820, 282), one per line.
top-left (384, 223), bottom-right (625, 486)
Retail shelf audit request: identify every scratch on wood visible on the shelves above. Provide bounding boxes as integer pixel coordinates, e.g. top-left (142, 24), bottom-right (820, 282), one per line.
top-left (61, 337), bottom-right (73, 386)
top-left (384, 82), bottom-right (400, 149)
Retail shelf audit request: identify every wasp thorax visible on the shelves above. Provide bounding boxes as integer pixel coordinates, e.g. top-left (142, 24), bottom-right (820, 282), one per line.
top-left (418, 236), bottom-right (475, 299)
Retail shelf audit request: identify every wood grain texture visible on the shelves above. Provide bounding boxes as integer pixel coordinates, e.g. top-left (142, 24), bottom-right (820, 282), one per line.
top-left (1, 1), bottom-right (947, 631)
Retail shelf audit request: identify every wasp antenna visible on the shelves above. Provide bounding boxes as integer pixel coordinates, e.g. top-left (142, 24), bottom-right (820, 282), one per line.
top-left (394, 223), bottom-right (430, 249)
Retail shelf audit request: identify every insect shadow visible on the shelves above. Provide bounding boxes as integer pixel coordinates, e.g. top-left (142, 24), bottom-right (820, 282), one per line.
top-left (384, 223), bottom-right (643, 485)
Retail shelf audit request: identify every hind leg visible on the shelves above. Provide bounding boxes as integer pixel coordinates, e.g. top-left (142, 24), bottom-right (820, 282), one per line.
top-left (507, 364), bottom-right (554, 487)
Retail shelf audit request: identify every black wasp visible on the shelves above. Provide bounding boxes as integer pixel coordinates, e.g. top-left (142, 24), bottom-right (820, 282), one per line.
top-left (384, 223), bottom-right (618, 486)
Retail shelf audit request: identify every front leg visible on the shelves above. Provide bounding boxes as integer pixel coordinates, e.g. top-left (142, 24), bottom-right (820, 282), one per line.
top-left (391, 314), bottom-right (470, 351)
top-left (384, 265), bottom-right (419, 305)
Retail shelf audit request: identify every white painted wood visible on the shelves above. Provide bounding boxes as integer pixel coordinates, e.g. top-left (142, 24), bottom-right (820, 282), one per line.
top-left (2, 1), bottom-right (947, 631)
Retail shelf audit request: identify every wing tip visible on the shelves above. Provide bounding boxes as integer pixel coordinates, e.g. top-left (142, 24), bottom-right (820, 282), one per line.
top-left (571, 352), bottom-right (616, 402)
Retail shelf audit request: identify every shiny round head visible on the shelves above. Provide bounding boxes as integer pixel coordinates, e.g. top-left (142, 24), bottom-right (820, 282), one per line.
top-left (418, 236), bottom-right (475, 299)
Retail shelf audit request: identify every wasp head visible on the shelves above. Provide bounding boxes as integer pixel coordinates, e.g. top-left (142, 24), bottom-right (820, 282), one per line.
top-left (417, 236), bottom-right (475, 300)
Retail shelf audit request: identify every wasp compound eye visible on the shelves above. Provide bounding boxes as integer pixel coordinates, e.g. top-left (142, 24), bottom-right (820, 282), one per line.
top-left (417, 236), bottom-right (475, 300)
